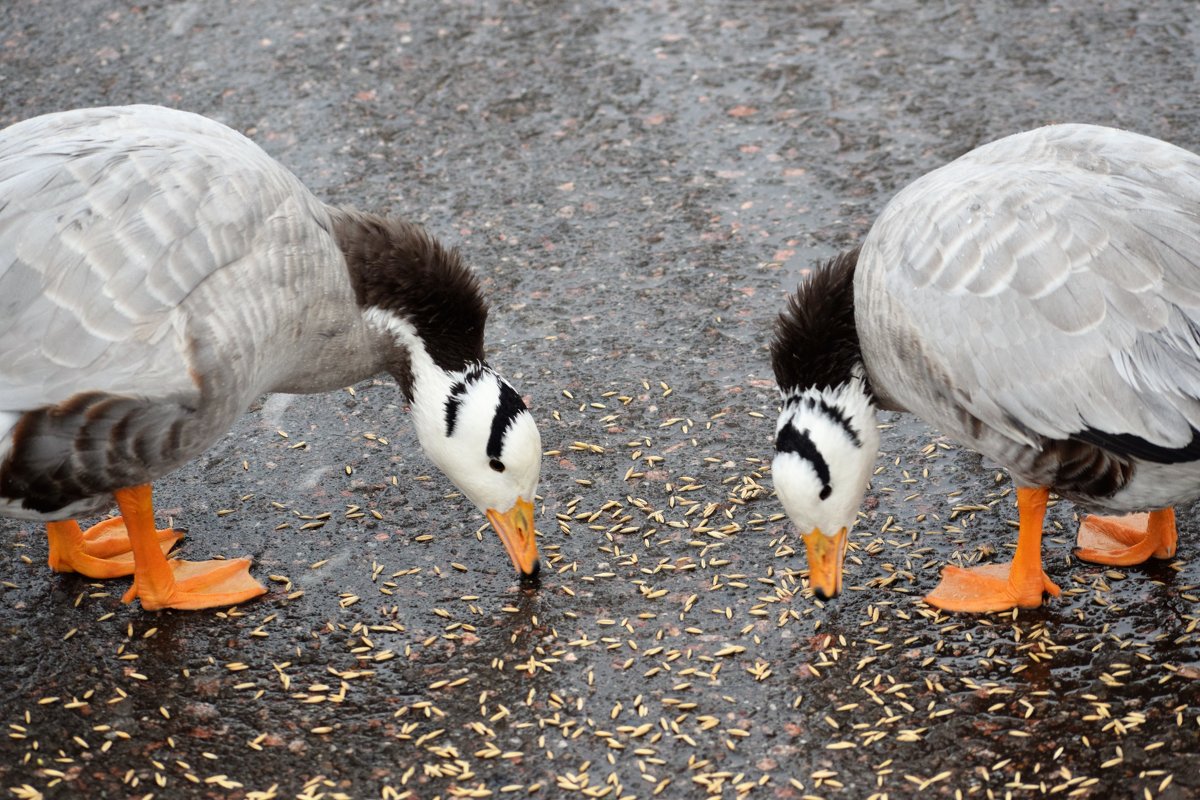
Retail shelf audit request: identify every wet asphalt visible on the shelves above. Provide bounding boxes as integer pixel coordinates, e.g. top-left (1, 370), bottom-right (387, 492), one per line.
top-left (2, 1), bottom-right (1199, 798)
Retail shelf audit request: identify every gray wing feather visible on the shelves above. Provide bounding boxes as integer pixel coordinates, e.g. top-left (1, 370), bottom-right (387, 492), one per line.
top-left (0, 105), bottom-right (319, 411)
top-left (859, 124), bottom-right (1200, 452)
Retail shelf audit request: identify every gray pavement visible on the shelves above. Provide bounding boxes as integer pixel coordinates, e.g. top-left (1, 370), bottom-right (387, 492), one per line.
top-left (1, 2), bottom-right (1198, 798)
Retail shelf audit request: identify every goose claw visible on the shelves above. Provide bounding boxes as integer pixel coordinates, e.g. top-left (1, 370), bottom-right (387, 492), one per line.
top-left (122, 557), bottom-right (267, 611)
top-left (47, 517), bottom-right (180, 579)
top-left (1075, 509), bottom-right (1177, 565)
top-left (924, 561), bottom-right (1061, 613)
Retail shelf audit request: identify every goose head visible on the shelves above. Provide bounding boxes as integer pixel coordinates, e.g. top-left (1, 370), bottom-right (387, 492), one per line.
top-left (406, 360), bottom-right (542, 577)
top-left (335, 210), bottom-right (543, 577)
top-left (770, 250), bottom-right (877, 599)
top-left (772, 379), bottom-right (877, 598)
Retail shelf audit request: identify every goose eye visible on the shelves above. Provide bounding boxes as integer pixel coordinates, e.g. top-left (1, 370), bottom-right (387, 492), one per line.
top-left (489, 458), bottom-right (506, 473)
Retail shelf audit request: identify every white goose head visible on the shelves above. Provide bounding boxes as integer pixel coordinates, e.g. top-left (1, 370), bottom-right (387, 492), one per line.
top-left (335, 211), bottom-right (542, 577)
top-left (770, 250), bottom-right (878, 598)
top-left (406, 358), bottom-right (542, 577)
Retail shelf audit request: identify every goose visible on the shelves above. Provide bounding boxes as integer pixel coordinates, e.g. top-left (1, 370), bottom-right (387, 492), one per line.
top-left (0, 104), bottom-right (542, 611)
top-left (771, 123), bottom-right (1199, 612)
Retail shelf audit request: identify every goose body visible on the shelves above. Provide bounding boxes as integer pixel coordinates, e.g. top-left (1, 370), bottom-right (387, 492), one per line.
top-left (773, 124), bottom-right (1198, 611)
top-left (0, 105), bottom-right (542, 609)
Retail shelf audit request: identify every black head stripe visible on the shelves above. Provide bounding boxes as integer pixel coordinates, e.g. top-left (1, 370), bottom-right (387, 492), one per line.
top-left (487, 380), bottom-right (527, 460)
top-left (776, 423), bottom-right (833, 500)
top-left (818, 398), bottom-right (862, 448)
top-left (783, 394), bottom-right (863, 449)
top-left (444, 380), bottom-right (467, 437)
top-left (443, 366), bottom-right (488, 438)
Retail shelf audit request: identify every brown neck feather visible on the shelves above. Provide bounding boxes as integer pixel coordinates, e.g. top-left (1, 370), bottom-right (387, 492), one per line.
top-left (329, 207), bottom-right (488, 377)
top-left (772, 247), bottom-right (869, 397)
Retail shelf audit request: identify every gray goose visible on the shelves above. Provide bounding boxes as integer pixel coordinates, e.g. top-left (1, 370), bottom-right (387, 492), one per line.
top-left (771, 123), bottom-right (1199, 612)
top-left (0, 105), bottom-right (542, 611)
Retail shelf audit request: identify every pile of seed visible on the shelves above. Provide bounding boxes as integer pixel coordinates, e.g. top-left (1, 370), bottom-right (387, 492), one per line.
top-left (2, 377), bottom-right (1198, 799)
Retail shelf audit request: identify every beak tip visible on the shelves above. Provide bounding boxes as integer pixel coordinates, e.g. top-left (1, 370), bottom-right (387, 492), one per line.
top-left (488, 500), bottom-right (538, 582)
top-left (802, 526), bottom-right (847, 603)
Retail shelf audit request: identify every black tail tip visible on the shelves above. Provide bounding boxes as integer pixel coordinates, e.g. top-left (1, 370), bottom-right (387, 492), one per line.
top-left (519, 560), bottom-right (541, 583)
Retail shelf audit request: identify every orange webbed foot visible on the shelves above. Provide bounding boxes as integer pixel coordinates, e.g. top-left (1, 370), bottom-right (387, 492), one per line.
top-left (924, 485), bottom-right (1061, 613)
top-left (1075, 508), bottom-right (1177, 566)
top-left (122, 557), bottom-right (266, 611)
top-left (108, 485), bottom-right (267, 611)
top-left (47, 518), bottom-right (180, 579)
top-left (924, 562), bottom-right (1061, 613)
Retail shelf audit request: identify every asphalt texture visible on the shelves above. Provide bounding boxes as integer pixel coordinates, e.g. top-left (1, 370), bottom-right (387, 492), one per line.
top-left (2, 1), bottom-right (1199, 799)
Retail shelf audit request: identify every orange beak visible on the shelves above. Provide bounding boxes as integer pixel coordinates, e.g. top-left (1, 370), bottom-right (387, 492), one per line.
top-left (801, 526), bottom-right (847, 600)
top-left (486, 497), bottom-right (539, 577)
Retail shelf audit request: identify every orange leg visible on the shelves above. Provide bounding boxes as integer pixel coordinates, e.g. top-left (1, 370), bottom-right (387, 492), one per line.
top-left (925, 486), bottom-right (1062, 612)
top-left (1075, 507), bottom-right (1177, 566)
top-left (114, 484), bottom-right (267, 611)
top-left (47, 517), bottom-right (179, 579)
